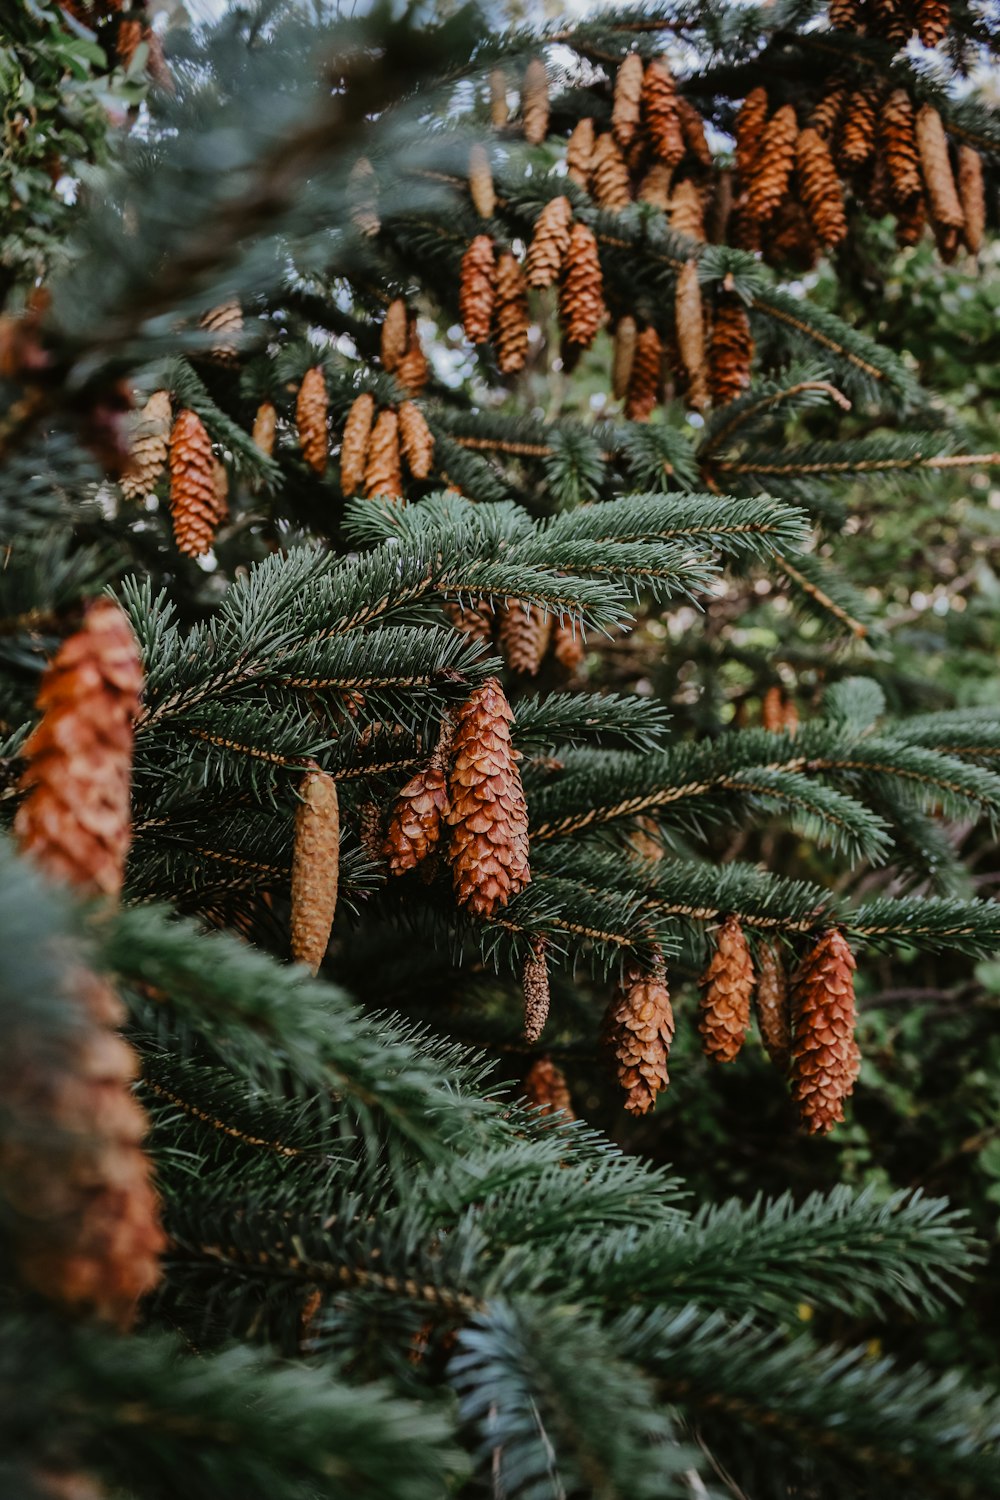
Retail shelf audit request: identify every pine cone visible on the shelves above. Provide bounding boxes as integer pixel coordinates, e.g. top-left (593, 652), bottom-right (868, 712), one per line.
top-left (210, 459), bottom-right (229, 525)
top-left (796, 128), bottom-right (848, 246)
top-left (958, 145), bottom-right (985, 254)
top-left (296, 365), bottom-right (328, 475)
top-left (445, 598), bottom-right (495, 642)
top-left (639, 162), bottom-right (673, 210)
top-left (762, 683), bottom-right (788, 731)
top-left (755, 939), bottom-right (792, 1072)
top-left (612, 315), bottom-right (638, 400)
top-left (499, 601), bottom-right (552, 675)
top-left (601, 954), bottom-right (674, 1115)
top-left (526, 195), bottom-right (573, 289)
top-left (591, 132), bottom-right (632, 211)
top-left (735, 87), bottom-right (769, 180)
top-left (168, 408), bottom-right (218, 558)
top-left (675, 260), bottom-right (708, 410)
top-left (460, 235), bottom-right (496, 345)
top-left (396, 316), bottom-right (430, 396)
top-left (566, 117), bottom-right (595, 188)
top-left (198, 298), bottom-right (242, 362)
top-left (381, 298), bottom-right (410, 372)
top-left (625, 325), bottom-right (663, 421)
top-left (838, 87), bottom-right (880, 171)
top-left (706, 167), bottom-right (734, 243)
top-left (895, 192), bottom-right (927, 247)
top-left (115, 16), bottom-right (143, 69)
top-left (915, 0), bottom-right (950, 46)
top-left (522, 937), bottom-right (550, 1043)
top-left (383, 722), bottom-right (453, 875)
top-left (494, 251), bottom-right (530, 374)
top-left (915, 104), bottom-right (964, 230)
top-left (251, 400), bottom-right (277, 458)
top-left (489, 68), bottom-right (509, 129)
top-left (468, 142), bottom-right (496, 219)
top-left (552, 619), bottom-right (585, 673)
top-left (398, 400), bottom-right (435, 479)
top-left (348, 155), bottom-right (380, 237)
top-left (670, 178), bottom-right (706, 242)
top-left (677, 98), bottom-right (712, 168)
top-left (708, 293), bottom-right (753, 406)
top-left (643, 58), bottom-right (685, 168)
top-left (522, 1055), bottom-right (574, 1117)
top-left (790, 928), bottom-right (858, 1134)
top-left (560, 222), bottom-right (605, 348)
top-left (881, 90), bottom-right (922, 206)
top-left (120, 388), bottom-right (171, 500)
top-left (612, 52), bottom-right (645, 149)
top-left (446, 677), bottom-right (530, 919)
top-left (521, 57), bottom-right (549, 146)
top-left (809, 85), bottom-right (847, 142)
top-left (698, 915), bottom-right (754, 1063)
top-left (869, 0), bottom-right (909, 45)
top-left (828, 0), bottom-right (859, 26)
top-left (340, 393), bottom-right (376, 496)
top-left (763, 197), bottom-right (819, 271)
top-left (746, 104), bottom-right (797, 221)
top-left (363, 408), bottom-right (403, 499)
top-left (290, 768), bottom-right (340, 975)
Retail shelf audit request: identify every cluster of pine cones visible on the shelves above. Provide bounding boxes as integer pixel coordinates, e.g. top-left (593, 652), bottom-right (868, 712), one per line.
top-left (446, 596), bottom-right (585, 678)
top-left (122, 390), bottom-right (228, 558)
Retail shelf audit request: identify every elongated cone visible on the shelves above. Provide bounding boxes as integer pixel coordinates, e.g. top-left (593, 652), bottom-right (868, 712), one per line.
top-left (251, 399), bottom-right (277, 458)
top-left (494, 251), bottom-right (530, 374)
top-left (460, 235), bottom-right (496, 345)
top-left (383, 719), bottom-right (454, 875)
top-left (522, 937), bottom-right (550, 1043)
top-left (168, 408), bottom-right (217, 557)
top-left (591, 132), bottom-right (632, 211)
top-left (552, 618), bottom-right (585, 672)
top-left (625, 325), bottom-right (663, 421)
top-left (958, 145), bottom-right (985, 254)
top-left (708, 293), bottom-right (753, 407)
top-left (916, 0), bottom-right (950, 46)
top-left (735, 87), bottom-right (768, 180)
top-left (838, 87), bottom-right (879, 170)
top-left (296, 366), bottom-right (328, 475)
top-left (469, 143), bottom-right (496, 219)
top-left (755, 939), bottom-right (791, 1072)
top-left (560, 222), bottom-right (605, 348)
top-left (810, 85), bottom-right (847, 142)
top-left (522, 1056), bottom-right (574, 1118)
top-left (678, 98), bottom-right (712, 168)
top-left (348, 155), bottom-right (380, 237)
top-left (643, 58), bottom-right (685, 167)
top-left (521, 57), bottom-right (549, 145)
top-left (916, 104), bottom-right (964, 230)
top-left (881, 90), bottom-right (922, 206)
top-left (790, 928), bottom-right (858, 1134)
top-left (746, 104), bottom-right (797, 221)
top-left (639, 162), bottom-right (673, 210)
top-left (120, 388), bottom-right (171, 500)
top-left (340, 392), bottom-right (375, 496)
top-left (499, 601), bottom-right (552, 675)
top-left (396, 315), bottom-right (430, 396)
top-left (764, 196), bottom-right (819, 271)
top-left (670, 178), bottom-right (705, 242)
top-left (796, 128), bottom-right (847, 246)
top-left (381, 298), bottom-right (409, 372)
top-left (612, 52), bottom-right (644, 149)
top-left (566, 117), bottom-right (594, 187)
top-left (872, 0), bottom-right (908, 34)
top-left (675, 260), bottom-right (708, 410)
top-left (602, 951), bottom-right (674, 1115)
top-left (895, 192), bottom-right (927, 247)
top-left (446, 677), bottom-right (530, 918)
top-left (829, 0), bottom-right (859, 27)
top-left (705, 166), bottom-right (734, 243)
top-left (290, 768), bottom-right (340, 975)
top-left (210, 459), bottom-right (229, 525)
top-left (363, 408), bottom-right (403, 499)
top-left (489, 68), bottom-right (509, 128)
top-left (612, 315), bottom-right (638, 400)
top-left (698, 914), bottom-right (754, 1063)
top-left (398, 400), bottom-right (435, 479)
top-left (762, 683), bottom-right (788, 732)
top-left (526, 195), bottom-right (573, 288)
top-left (445, 598), bottom-right (495, 642)
top-left (199, 298), bottom-right (242, 362)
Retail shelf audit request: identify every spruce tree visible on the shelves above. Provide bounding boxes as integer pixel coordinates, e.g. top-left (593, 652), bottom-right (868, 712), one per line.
top-left (2, 1), bottom-right (1000, 1496)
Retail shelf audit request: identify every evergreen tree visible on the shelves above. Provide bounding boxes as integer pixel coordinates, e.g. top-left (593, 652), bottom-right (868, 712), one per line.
top-left (2, 1), bottom-right (1000, 1496)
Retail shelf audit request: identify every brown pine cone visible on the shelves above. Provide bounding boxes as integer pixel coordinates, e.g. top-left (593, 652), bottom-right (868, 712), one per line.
top-left (469, 142), bottom-right (496, 218)
top-left (706, 167), bottom-right (734, 243)
top-left (251, 400), bottom-right (277, 458)
top-left (521, 57), bottom-right (549, 145)
top-left (566, 117), bottom-right (595, 188)
top-left (340, 393), bottom-right (376, 497)
top-left (895, 193), bottom-right (927, 246)
top-left (522, 1056), bottom-right (574, 1118)
top-left (958, 145), bottom-right (985, 254)
top-left (762, 683), bottom-right (787, 731)
top-left (380, 298), bottom-right (410, 372)
top-left (677, 98), bottom-right (712, 168)
top-left (698, 914), bottom-right (754, 1063)
top-left (120, 388), bottom-right (171, 500)
top-left (499, 601), bottom-right (553, 675)
top-left (296, 365), bottom-right (328, 475)
top-left (398, 400), bottom-right (435, 479)
top-left (363, 408), bottom-right (404, 500)
top-left (348, 155), bottom-right (380, 237)
top-left (809, 86), bottom-right (847, 142)
top-left (670, 178), bottom-right (706, 242)
top-left (746, 104), bottom-right (797, 221)
top-left (490, 68), bottom-right (509, 129)
top-left (881, 90), bottom-right (922, 206)
top-left (445, 598), bottom-right (495, 642)
top-left (916, 0), bottom-right (950, 46)
top-left (869, 0), bottom-right (909, 45)
top-left (168, 408), bottom-right (218, 558)
top-left (601, 953), bottom-right (674, 1115)
top-left (643, 58), bottom-right (685, 168)
top-left (198, 298), bottom-right (242, 362)
top-left (460, 235), bottom-right (496, 345)
top-left (790, 928), bottom-right (858, 1134)
top-left (15, 599), bottom-right (141, 898)
top-left (755, 938), bottom-right (791, 1072)
top-left (675, 260), bottom-right (708, 410)
top-left (446, 677), bottom-right (530, 919)
top-left (115, 16), bottom-right (143, 69)
top-left (560, 222), bottom-right (605, 348)
top-left (796, 128), bottom-right (848, 246)
top-left (612, 315), bottom-right (638, 400)
top-left (522, 937), bottom-right (551, 1043)
top-left (383, 720), bottom-right (453, 875)
top-left (763, 197), bottom-right (819, 271)
top-left (612, 52), bottom-right (645, 149)
top-left (494, 251), bottom-right (530, 374)
top-left (290, 768), bottom-right (340, 975)
top-left (210, 459), bottom-right (229, 525)
top-left (526, 195), bottom-right (573, 288)
top-left (708, 293), bottom-right (753, 407)
top-left (916, 104), bottom-right (964, 230)
top-left (638, 162), bottom-right (673, 210)
top-left (552, 619), bottom-right (585, 673)
top-left (828, 0), bottom-right (859, 26)
top-left (735, 87), bottom-right (769, 180)
top-left (838, 87), bottom-right (880, 171)
top-left (396, 316), bottom-right (430, 396)
top-left (591, 132), bottom-right (632, 212)
top-left (625, 325), bottom-right (663, 421)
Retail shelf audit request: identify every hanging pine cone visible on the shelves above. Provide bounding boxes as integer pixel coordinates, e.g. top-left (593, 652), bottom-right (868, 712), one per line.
top-left (612, 52), bottom-right (645, 149)
top-left (340, 392), bottom-right (376, 497)
top-left (396, 315), bottom-right (430, 396)
top-left (790, 928), bottom-right (858, 1134)
top-left (15, 598), bottom-right (141, 897)
top-left (290, 767), bottom-right (340, 976)
top-left (764, 197), bottom-right (819, 271)
top-left (398, 400), bottom-right (435, 479)
top-left (612, 315), bottom-right (638, 400)
top-left (210, 459), bottom-right (229, 525)
top-left (468, 142), bottom-right (496, 218)
top-left (677, 98), bottom-right (712, 168)
top-left (809, 85), bottom-right (847, 142)
top-left (706, 167), bottom-right (734, 243)
top-left (522, 937), bottom-right (551, 1043)
top-left (670, 178), bottom-right (706, 242)
top-left (698, 914), bottom-right (754, 1063)
top-left (838, 87), bottom-right (880, 171)
top-left (363, 408), bottom-right (403, 499)
top-left (916, 104), bottom-right (964, 231)
top-left (348, 155), bottom-right (380, 237)
top-left (198, 298), bottom-right (242, 362)
top-left (895, 193), bottom-right (927, 247)
top-left (446, 677), bottom-right (530, 919)
top-left (869, 0), bottom-right (909, 45)
top-left (735, 87), bottom-right (769, 181)
top-left (591, 132), bottom-right (633, 211)
top-left (958, 145), bottom-right (985, 254)
top-left (880, 90), bottom-right (922, 207)
top-left (296, 365), bottom-right (328, 475)
top-left (489, 68), bottom-right (509, 129)
top-left (380, 298), bottom-right (410, 372)
top-left (746, 104), bottom-right (797, 221)
top-left (566, 117), bottom-right (595, 188)
top-left (828, 0), bottom-right (859, 27)
top-left (120, 388), bottom-right (171, 500)
top-left (638, 162), bottom-right (673, 210)
top-left (915, 0), bottom-right (950, 46)
top-left (795, 128), bottom-right (848, 246)
top-left (560, 222), bottom-right (605, 348)
top-left (643, 58), bottom-right (685, 168)
top-left (251, 400), bottom-right (277, 458)
top-left (493, 251), bottom-right (530, 374)
top-left (754, 939), bottom-right (792, 1073)
top-left (522, 1056), bottom-right (574, 1118)
top-left (521, 57), bottom-right (549, 145)
top-left (168, 408), bottom-right (218, 557)
top-left (383, 720), bottom-right (453, 875)
top-left (445, 598), bottom-right (495, 643)
top-left (761, 683), bottom-right (789, 731)
top-left (675, 260), bottom-right (709, 410)
top-left (526, 195), bottom-right (573, 289)
top-left (625, 325), bottom-right (663, 421)
top-left (601, 952), bottom-right (674, 1116)
top-left (552, 618), bottom-right (585, 673)
top-left (499, 601), bottom-right (552, 675)
top-left (460, 235), bottom-right (496, 345)
top-left (708, 293), bottom-right (753, 407)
